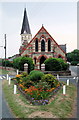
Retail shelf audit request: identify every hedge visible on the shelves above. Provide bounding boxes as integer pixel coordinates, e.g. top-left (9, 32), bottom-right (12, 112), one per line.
top-left (44, 58), bottom-right (69, 71)
top-left (13, 56), bottom-right (34, 73)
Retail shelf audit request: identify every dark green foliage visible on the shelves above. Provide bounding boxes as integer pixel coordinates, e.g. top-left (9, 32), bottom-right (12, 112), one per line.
top-left (71, 61), bottom-right (79, 66)
top-left (57, 58), bottom-right (69, 70)
top-left (44, 58), bottom-right (61, 71)
top-left (13, 57), bottom-right (21, 69)
top-left (13, 56), bottom-right (34, 73)
top-left (44, 58), bottom-right (69, 71)
top-left (2, 60), bottom-right (13, 67)
top-left (67, 49), bottom-right (79, 65)
top-left (41, 74), bottom-right (59, 88)
top-left (29, 70), bottom-right (44, 82)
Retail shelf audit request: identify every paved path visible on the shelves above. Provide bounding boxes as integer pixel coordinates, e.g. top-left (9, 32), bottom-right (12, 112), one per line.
top-left (2, 92), bottom-right (14, 118)
top-left (0, 75), bottom-right (14, 119)
top-left (69, 66), bottom-right (79, 76)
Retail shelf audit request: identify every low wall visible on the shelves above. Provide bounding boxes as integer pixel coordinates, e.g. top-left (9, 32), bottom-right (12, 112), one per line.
top-left (43, 70), bottom-right (71, 76)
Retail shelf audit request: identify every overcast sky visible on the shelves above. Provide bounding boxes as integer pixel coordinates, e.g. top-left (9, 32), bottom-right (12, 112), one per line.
top-left (0, 1), bottom-right (77, 58)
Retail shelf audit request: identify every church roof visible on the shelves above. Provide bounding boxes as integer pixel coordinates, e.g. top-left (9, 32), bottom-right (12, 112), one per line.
top-left (21, 8), bottom-right (31, 34)
top-left (20, 26), bottom-right (66, 55)
top-left (59, 44), bottom-right (66, 53)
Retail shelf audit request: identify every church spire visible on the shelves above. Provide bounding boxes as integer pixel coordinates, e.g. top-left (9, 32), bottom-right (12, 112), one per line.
top-left (21, 8), bottom-right (31, 34)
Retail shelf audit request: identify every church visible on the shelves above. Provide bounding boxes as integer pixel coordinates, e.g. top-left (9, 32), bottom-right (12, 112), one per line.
top-left (19, 8), bottom-right (66, 70)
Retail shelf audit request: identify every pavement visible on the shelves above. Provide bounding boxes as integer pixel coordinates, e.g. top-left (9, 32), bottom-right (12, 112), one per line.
top-left (0, 75), bottom-right (14, 119)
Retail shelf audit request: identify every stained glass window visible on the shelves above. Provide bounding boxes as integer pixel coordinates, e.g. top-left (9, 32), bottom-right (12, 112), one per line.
top-left (41, 39), bottom-right (45, 51)
top-left (48, 39), bottom-right (51, 51)
top-left (35, 39), bottom-right (38, 52)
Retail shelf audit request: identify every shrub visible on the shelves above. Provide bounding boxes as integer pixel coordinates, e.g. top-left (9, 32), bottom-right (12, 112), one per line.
top-left (2, 60), bottom-right (13, 67)
top-left (21, 72), bottom-right (28, 77)
top-left (13, 56), bottom-right (34, 73)
top-left (29, 70), bottom-right (44, 82)
top-left (13, 57), bottom-right (21, 69)
top-left (41, 74), bottom-right (60, 88)
top-left (57, 58), bottom-right (69, 70)
top-left (44, 58), bottom-right (61, 71)
top-left (71, 61), bottom-right (79, 66)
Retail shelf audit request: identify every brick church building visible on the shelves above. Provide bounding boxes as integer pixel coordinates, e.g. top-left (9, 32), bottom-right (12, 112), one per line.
top-left (19, 8), bottom-right (66, 70)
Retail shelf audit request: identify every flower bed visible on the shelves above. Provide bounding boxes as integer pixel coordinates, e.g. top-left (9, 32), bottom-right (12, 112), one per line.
top-left (12, 71), bottom-right (62, 105)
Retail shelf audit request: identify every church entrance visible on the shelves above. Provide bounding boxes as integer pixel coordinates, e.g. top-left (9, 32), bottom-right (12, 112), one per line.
top-left (40, 56), bottom-right (46, 70)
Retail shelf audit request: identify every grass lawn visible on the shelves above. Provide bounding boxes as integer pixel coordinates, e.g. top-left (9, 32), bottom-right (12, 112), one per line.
top-left (0, 69), bottom-right (9, 75)
top-left (2, 79), bottom-right (77, 118)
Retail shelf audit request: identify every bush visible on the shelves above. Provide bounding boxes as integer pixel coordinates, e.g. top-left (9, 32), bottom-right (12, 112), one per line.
top-left (21, 72), bottom-right (28, 77)
top-left (57, 58), bottom-right (69, 70)
top-left (71, 61), bottom-right (79, 66)
top-left (41, 74), bottom-right (59, 88)
top-left (2, 60), bottom-right (13, 67)
top-left (44, 58), bottom-right (61, 71)
top-left (29, 70), bottom-right (44, 82)
top-left (13, 56), bottom-right (34, 73)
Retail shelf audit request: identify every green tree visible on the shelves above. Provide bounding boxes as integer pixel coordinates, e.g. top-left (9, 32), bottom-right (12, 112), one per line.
top-left (67, 49), bottom-right (79, 65)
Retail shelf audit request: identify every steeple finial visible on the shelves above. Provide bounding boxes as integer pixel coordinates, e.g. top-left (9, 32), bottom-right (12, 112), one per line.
top-left (42, 24), bottom-right (43, 27)
top-left (21, 8), bottom-right (31, 34)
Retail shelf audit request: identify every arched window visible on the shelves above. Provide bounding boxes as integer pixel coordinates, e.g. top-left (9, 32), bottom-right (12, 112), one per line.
top-left (58, 55), bottom-right (62, 59)
top-left (41, 39), bottom-right (45, 51)
top-left (34, 58), bottom-right (36, 64)
top-left (48, 39), bottom-right (51, 51)
top-left (35, 39), bottom-right (38, 52)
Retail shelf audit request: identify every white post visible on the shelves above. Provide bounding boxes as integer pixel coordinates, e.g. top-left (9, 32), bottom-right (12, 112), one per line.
top-left (7, 74), bottom-right (9, 80)
top-left (14, 85), bottom-right (17, 94)
top-left (9, 77), bottom-right (11, 85)
top-left (63, 85), bottom-right (66, 95)
top-left (57, 74), bottom-right (59, 81)
top-left (41, 63), bottom-right (45, 71)
top-left (76, 77), bottom-right (79, 83)
top-left (73, 77), bottom-right (76, 79)
top-left (67, 79), bottom-right (69, 86)
top-left (24, 63), bottom-right (28, 73)
top-left (17, 69), bottom-right (19, 75)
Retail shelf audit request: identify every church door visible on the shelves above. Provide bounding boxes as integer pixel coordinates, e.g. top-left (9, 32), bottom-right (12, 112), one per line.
top-left (40, 56), bottom-right (46, 70)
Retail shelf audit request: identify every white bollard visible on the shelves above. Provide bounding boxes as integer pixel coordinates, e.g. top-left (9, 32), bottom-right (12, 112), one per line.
top-left (17, 69), bottom-right (19, 75)
top-left (63, 85), bottom-right (66, 95)
top-left (73, 77), bottom-right (76, 79)
top-left (57, 74), bottom-right (59, 81)
top-left (7, 74), bottom-right (9, 80)
top-left (9, 77), bottom-right (11, 85)
top-left (76, 77), bottom-right (79, 83)
top-left (14, 85), bottom-right (17, 94)
top-left (67, 79), bottom-right (69, 86)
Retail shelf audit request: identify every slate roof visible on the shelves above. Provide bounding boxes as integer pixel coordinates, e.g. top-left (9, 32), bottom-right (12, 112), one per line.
top-left (59, 44), bottom-right (66, 53)
top-left (21, 8), bottom-right (31, 34)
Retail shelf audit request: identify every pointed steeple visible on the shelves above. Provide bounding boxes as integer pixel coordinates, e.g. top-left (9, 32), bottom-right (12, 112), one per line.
top-left (21, 8), bottom-right (31, 34)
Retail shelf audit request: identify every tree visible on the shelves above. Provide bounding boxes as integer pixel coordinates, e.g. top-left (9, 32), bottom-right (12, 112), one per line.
top-left (67, 49), bottom-right (79, 65)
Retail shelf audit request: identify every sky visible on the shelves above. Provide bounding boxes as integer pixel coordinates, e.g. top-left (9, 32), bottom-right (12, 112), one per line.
top-left (0, 1), bottom-right (77, 58)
